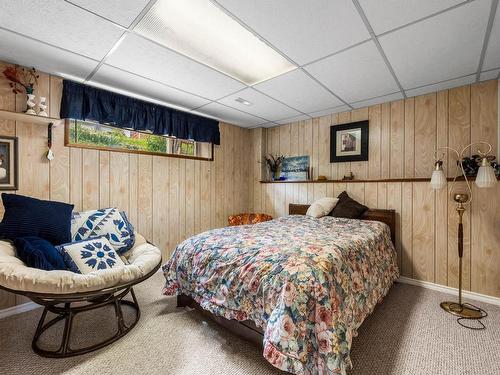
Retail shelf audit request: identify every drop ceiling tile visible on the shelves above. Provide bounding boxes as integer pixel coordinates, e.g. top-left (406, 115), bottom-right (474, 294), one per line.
top-left (194, 103), bottom-right (266, 127)
top-left (0, 0), bottom-right (124, 60)
top-left (480, 69), bottom-right (500, 81)
top-left (0, 29), bottom-right (98, 82)
top-left (351, 92), bottom-right (404, 109)
top-left (274, 114), bottom-right (312, 125)
top-left (68, 0), bottom-right (150, 27)
top-left (304, 41), bottom-right (399, 103)
top-left (379, 0), bottom-right (490, 89)
top-left (253, 69), bottom-right (344, 113)
top-left (216, 0), bottom-right (370, 65)
top-left (483, 3), bottom-right (500, 71)
top-left (106, 34), bottom-right (245, 100)
top-left (308, 105), bottom-right (352, 118)
top-left (218, 88), bottom-right (301, 121)
top-left (359, 0), bottom-right (464, 35)
top-left (405, 74), bottom-right (475, 98)
top-left (91, 65), bottom-right (210, 110)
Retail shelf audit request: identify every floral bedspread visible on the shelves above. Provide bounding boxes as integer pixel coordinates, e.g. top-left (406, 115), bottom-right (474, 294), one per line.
top-left (162, 215), bottom-right (399, 374)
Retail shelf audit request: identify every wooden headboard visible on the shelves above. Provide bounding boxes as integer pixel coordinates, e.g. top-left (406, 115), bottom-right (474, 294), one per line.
top-left (289, 203), bottom-right (396, 245)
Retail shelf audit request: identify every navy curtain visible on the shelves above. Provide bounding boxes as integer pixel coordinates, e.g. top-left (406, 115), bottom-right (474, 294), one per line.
top-left (60, 80), bottom-right (220, 145)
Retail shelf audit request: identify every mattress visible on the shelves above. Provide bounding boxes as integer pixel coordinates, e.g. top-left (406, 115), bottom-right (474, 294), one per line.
top-left (163, 215), bottom-right (399, 374)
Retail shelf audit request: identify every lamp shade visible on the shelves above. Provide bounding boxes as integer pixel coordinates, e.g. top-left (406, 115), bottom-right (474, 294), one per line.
top-left (475, 162), bottom-right (496, 188)
top-left (430, 168), bottom-right (447, 190)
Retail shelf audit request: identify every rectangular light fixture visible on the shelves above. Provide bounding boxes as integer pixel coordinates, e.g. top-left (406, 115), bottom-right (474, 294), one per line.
top-left (134, 0), bottom-right (296, 85)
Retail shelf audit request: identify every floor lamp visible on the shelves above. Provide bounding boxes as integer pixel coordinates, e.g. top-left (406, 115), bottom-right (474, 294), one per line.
top-left (430, 141), bottom-right (496, 329)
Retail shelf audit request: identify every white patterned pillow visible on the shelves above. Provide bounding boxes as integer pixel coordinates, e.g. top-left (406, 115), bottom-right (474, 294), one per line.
top-left (71, 208), bottom-right (135, 255)
top-left (57, 236), bottom-right (125, 274)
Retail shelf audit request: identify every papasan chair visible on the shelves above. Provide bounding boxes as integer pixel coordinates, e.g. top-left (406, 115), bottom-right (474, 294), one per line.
top-left (0, 233), bottom-right (161, 358)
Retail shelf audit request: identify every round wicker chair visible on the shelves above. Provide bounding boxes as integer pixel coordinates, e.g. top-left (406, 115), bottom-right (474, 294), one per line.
top-left (0, 233), bottom-right (161, 358)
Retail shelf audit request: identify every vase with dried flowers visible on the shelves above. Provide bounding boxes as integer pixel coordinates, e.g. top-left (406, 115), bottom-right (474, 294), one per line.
top-left (2, 65), bottom-right (39, 115)
top-left (264, 154), bottom-right (285, 181)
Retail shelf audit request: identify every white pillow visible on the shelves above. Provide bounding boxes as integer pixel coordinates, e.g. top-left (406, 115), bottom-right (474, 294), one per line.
top-left (57, 236), bottom-right (125, 274)
top-left (306, 197), bottom-right (339, 218)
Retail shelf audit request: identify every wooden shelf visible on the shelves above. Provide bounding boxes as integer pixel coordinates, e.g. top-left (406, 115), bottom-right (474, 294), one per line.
top-left (0, 109), bottom-right (62, 125)
top-left (260, 176), bottom-right (498, 183)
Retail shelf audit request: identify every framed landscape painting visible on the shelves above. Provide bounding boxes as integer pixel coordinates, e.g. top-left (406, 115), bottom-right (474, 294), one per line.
top-left (330, 120), bottom-right (369, 162)
top-left (0, 136), bottom-right (18, 190)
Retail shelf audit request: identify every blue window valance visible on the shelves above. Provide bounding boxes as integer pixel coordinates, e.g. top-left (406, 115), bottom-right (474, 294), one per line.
top-left (60, 80), bottom-right (220, 145)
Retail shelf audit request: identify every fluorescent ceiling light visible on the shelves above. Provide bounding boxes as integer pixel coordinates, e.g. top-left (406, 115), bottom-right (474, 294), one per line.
top-left (235, 97), bottom-right (252, 106)
top-left (134, 0), bottom-right (296, 85)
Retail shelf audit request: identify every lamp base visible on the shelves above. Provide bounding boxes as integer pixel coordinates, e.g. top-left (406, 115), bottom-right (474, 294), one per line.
top-left (440, 301), bottom-right (484, 319)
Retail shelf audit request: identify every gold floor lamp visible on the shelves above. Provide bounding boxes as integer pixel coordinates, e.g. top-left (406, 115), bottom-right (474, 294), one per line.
top-left (430, 141), bottom-right (497, 329)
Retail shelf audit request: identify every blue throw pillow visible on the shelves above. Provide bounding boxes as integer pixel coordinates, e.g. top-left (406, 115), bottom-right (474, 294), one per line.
top-left (14, 236), bottom-right (67, 271)
top-left (71, 208), bottom-right (135, 254)
top-left (0, 194), bottom-right (74, 245)
top-left (57, 236), bottom-right (125, 274)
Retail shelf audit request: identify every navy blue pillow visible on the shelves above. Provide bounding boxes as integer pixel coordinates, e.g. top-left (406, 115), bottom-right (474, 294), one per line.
top-left (14, 236), bottom-right (67, 271)
top-left (0, 194), bottom-right (74, 245)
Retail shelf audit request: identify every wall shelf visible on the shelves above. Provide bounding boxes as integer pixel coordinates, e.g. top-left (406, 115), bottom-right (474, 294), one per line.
top-left (259, 176), bottom-right (497, 183)
top-left (0, 109), bottom-right (62, 126)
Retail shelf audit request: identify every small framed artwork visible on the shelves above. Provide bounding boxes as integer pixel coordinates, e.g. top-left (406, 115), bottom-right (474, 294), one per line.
top-left (330, 120), bottom-right (369, 162)
top-left (0, 136), bottom-right (18, 190)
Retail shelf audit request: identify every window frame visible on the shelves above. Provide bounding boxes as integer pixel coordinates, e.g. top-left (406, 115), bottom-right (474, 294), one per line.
top-left (64, 119), bottom-right (214, 161)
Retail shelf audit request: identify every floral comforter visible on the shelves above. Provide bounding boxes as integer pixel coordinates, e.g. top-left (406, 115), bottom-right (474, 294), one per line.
top-left (162, 215), bottom-right (399, 374)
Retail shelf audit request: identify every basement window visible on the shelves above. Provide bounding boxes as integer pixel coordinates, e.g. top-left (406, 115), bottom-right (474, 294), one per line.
top-left (65, 119), bottom-right (213, 160)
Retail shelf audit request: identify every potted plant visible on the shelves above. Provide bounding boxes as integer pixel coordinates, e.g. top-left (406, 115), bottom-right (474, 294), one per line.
top-left (2, 65), bottom-right (39, 115)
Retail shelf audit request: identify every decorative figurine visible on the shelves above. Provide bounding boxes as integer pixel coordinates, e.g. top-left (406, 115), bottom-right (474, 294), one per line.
top-left (38, 96), bottom-right (48, 117)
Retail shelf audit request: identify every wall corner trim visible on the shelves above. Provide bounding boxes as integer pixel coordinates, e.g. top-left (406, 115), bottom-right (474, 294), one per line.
top-left (397, 276), bottom-right (500, 307)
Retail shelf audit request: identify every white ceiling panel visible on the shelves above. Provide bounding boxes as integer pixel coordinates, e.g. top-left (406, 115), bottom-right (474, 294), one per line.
top-left (305, 41), bottom-right (400, 103)
top-left (194, 103), bottom-right (266, 127)
top-left (483, 2), bottom-right (500, 71)
top-left (0, 0), bottom-right (124, 60)
top-left (405, 74), bottom-right (476, 98)
top-left (91, 65), bottom-right (210, 110)
top-left (215, 0), bottom-right (370, 65)
top-left (274, 114), bottom-right (312, 125)
top-left (351, 92), bottom-right (404, 109)
top-left (68, 0), bottom-right (150, 27)
top-left (308, 105), bottom-right (352, 118)
top-left (380, 0), bottom-right (490, 90)
top-left (218, 88), bottom-right (301, 121)
top-left (359, 0), bottom-right (465, 35)
top-left (106, 34), bottom-right (245, 100)
top-left (0, 29), bottom-right (98, 82)
top-left (480, 69), bottom-right (500, 81)
top-left (253, 69), bottom-right (344, 113)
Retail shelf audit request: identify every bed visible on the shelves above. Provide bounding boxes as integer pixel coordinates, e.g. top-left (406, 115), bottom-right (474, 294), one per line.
top-left (163, 204), bottom-right (399, 374)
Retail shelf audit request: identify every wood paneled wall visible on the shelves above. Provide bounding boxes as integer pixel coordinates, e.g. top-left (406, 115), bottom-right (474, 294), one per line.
top-left (249, 80), bottom-right (500, 298)
top-left (0, 63), bottom-right (250, 309)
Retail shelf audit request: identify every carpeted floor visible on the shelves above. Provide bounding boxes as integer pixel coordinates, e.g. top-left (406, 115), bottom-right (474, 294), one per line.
top-left (0, 272), bottom-right (499, 375)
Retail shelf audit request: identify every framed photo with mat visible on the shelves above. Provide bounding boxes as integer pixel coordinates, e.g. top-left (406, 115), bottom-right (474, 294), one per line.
top-left (0, 136), bottom-right (18, 190)
top-left (330, 120), bottom-right (369, 162)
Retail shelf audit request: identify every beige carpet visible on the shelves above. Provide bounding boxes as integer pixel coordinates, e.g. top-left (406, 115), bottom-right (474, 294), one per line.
top-left (0, 273), bottom-right (499, 375)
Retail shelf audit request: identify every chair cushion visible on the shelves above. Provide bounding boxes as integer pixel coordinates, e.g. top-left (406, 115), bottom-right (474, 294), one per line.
top-left (58, 236), bottom-right (125, 274)
top-left (14, 236), bottom-right (67, 271)
top-left (71, 208), bottom-right (135, 254)
top-left (329, 191), bottom-right (368, 219)
top-left (228, 213), bottom-right (273, 226)
top-left (0, 232), bottom-right (161, 294)
top-left (306, 197), bottom-right (339, 218)
top-left (0, 194), bottom-right (74, 245)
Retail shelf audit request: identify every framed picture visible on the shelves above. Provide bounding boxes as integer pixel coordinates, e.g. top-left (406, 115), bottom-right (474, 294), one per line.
top-left (0, 136), bottom-right (18, 190)
top-left (330, 120), bottom-right (369, 162)
top-left (280, 155), bottom-right (310, 181)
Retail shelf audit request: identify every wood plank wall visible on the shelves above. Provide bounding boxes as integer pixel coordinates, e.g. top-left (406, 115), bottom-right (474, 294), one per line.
top-left (0, 63), bottom-right (251, 309)
top-left (249, 80), bottom-right (500, 298)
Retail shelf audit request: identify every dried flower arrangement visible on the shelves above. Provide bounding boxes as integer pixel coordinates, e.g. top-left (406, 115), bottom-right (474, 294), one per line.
top-left (264, 154), bottom-right (285, 180)
top-left (2, 65), bottom-right (39, 95)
